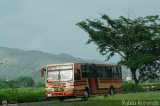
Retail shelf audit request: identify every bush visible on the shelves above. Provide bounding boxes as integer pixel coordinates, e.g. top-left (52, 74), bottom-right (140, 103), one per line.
top-left (123, 81), bottom-right (146, 93)
top-left (16, 77), bottom-right (35, 87)
top-left (35, 81), bottom-right (45, 87)
top-left (0, 87), bottom-right (46, 103)
top-left (0, 77), bottom-right (35, 89)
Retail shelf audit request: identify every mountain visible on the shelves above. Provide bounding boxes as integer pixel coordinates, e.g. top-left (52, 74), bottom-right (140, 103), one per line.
top-left (0, 47), bottom-right (104, 81)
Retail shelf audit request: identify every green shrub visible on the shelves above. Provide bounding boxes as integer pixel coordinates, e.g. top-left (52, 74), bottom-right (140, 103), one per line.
top-left (35, 81), bottom-right (45, 87)
top-left (123, 81), bottom-right (146, 93)
top-left (0, 87), bottom-right (46, 103)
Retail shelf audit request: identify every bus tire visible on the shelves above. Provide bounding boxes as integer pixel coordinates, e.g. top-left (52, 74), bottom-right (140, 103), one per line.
top-left (110, 86), bottom-right (115, 95)
top-left (46, 97), bottom-right (54, 101)
top-left (58, 97), bottom-right (65, 101)
top-left (83, 89), bottom-right (89, 101)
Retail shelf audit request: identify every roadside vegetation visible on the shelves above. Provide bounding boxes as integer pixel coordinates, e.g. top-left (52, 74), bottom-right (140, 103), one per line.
top-left (1, 87), bottom-right (159, 106)
top-left (0, 81), bottom-right (160, 104)
top-left (0, 77), bottom-right (35, 88)
top-left (0, 87), bottom-right (46, 103)
top-left (122, 81), bottom-right (146, 93)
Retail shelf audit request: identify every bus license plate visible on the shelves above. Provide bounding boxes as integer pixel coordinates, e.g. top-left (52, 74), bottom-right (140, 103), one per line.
top-left (47, 94), bottom-right (52, 97)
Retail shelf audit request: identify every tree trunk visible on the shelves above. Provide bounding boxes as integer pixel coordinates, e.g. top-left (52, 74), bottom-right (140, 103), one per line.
top-left (130, 68), bottom-right (139, 85)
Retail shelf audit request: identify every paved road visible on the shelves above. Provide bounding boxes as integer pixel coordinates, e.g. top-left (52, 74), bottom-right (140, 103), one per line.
top-left (18, 101), bottom-right (57, 106)
top-left (1, 98), bottom-right (83, 106)
top-left (0, 100), bottom-right (58, 106)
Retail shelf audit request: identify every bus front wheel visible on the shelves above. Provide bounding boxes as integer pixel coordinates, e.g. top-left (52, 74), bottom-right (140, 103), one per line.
top-left (82, 90), bottom-right (89, 101)
top-left (110, 86), bottom-right (115, 95)
top-left (58, 97), bottom-right (65, 101)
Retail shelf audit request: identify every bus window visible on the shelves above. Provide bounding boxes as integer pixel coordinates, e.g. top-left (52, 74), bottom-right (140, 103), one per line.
top-left (111, 66), bottom-right (121, 79)
top-left (81, 65), bottom-right (84, 72)
top-left (102, 70), bottom-right (106, 78)
top-left (119, 67), bottom-right (122, 79)
top-left (113, 67), bottom-right (118, 79)
top-left (82, 64), bottom-right (97, 78)
top-left (116, 67), bottom-right (120, 78)
top-left (102, 66), bottom-right (106, 78)
top-left (96, 66), bottom-right (106, 78)
top-left (106, 66), bottom-right (112, 78)
top-left (75, 69), bottom-right (81, 80)
top-left (86, 65), bottom-right (91, 73)
top-left (81, 65), bottom-right (86, 78)
top-left (96, 66), bottom-right (102, 78)
top-left (105, 66), bottom-right (108, 78)
top-left (97, 70), bottom-right (101, 78)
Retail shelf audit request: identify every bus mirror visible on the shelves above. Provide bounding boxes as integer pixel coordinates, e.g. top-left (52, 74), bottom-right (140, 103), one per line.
top-left (40, 68), bottom-right (46, 77)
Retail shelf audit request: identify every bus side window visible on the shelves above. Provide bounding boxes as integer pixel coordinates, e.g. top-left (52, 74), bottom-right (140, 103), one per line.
top-left (87, 65), bottom-right (90, 72)
top-left (75, 69), bottom-right (81, 80)
top-left (119, 67), bottom-right (122, 78)
top-left (116, 67), bottom-right (120, 78)
top-left (102, 66), bottom-right (106, 78)
top-left (96, 66), bottom-right (101, 78)
top-left (105, 66), bottom-right (108, 78)
top-left (108, 66), bottom-right (112, 78)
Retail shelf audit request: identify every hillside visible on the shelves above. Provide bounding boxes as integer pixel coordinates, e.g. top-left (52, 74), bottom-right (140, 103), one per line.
top-left (0, 47), bottom-right (104, 81)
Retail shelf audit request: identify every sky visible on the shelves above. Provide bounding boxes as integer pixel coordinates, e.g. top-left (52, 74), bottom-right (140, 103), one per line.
top-left (0, 0), bottom-right (160, 63)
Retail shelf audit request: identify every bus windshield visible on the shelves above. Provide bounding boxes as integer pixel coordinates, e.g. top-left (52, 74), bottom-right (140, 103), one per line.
top-left (47, 65), bottom-right (73, 82)
top-left (47, 71), bottom-right (59, 81)
top-left (60, 70), bottom-right (72, 81)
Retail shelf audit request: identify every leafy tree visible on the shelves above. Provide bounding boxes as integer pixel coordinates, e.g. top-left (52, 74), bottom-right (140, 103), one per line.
top-left (139, 62), bottom-right (160, 82)
top-left (77, 15), bottom-right (160, 85)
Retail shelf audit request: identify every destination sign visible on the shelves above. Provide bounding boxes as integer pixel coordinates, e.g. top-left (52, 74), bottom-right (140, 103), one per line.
top-left (47, 65), bottom-right (73, 71)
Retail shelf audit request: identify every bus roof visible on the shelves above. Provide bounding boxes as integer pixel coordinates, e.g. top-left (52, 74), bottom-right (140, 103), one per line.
top-left (47, 63), bottom-right (74, 67)
top-left (46, 62), bottom-right (121, 67)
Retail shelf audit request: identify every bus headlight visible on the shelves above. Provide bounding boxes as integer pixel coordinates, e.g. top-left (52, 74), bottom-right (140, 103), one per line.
top-left (65, 88), bottom-right (73, 91)
top-left (47, 88), bottom-right (54, 92)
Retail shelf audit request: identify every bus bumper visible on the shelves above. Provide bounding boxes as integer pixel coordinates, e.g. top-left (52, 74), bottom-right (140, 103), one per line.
top-left (46, 91), bottom-right (74, 97)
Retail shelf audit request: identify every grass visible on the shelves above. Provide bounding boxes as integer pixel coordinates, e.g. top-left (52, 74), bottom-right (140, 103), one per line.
top-left (56, 92), bottom-right (160, 106)
top-left (0, 87), bottom-right (46, 103)
top-left (90, 92), bottom-right (160, 100)
top-left (0, 87), bottom-right (160, 106)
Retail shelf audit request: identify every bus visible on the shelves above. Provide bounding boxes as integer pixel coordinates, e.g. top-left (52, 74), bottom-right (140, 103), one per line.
top-left (40, 63), bottom-right (122, 100)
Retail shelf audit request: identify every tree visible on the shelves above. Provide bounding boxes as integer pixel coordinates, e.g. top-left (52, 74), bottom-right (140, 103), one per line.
top-left (139, 62), bottom-right (160, 82)
top-left (77, 15), bottom-right (160, 85)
